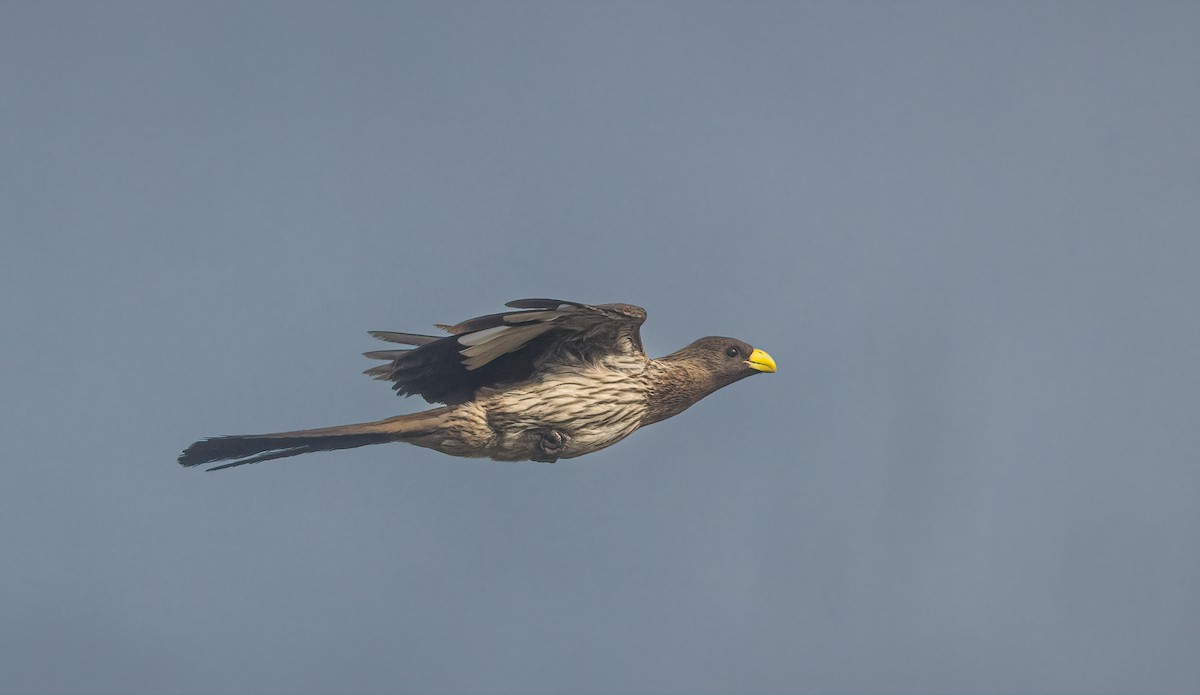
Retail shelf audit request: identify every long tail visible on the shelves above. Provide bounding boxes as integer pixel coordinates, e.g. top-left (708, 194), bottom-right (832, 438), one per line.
top-left (178, 407), bottom-right (452, 472)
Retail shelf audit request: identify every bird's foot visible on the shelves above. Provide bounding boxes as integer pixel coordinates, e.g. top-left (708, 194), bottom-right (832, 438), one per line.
top-left (531, 429), bottom-right (565, 463)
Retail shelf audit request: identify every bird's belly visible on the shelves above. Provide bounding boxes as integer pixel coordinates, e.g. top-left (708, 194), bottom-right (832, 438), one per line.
top-left (554, 411), bottom-right (644, 458)
top-left (481, 370), bottom-right (648, 461)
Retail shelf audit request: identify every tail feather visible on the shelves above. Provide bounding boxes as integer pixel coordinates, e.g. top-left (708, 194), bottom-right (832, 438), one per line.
top-left (178, 407), bottom-right (451, 472)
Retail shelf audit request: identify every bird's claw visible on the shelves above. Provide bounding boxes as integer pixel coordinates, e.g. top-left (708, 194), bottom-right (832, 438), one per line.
top-left (531, 429), bottom-right (565, 463)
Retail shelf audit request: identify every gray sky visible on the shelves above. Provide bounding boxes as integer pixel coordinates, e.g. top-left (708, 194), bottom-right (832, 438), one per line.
top-left (2, 2), bottom-right (1198, 693)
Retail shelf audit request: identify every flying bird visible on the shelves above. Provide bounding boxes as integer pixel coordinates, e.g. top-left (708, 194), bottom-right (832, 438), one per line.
top-left (178, 298), bottom-right (776, 471)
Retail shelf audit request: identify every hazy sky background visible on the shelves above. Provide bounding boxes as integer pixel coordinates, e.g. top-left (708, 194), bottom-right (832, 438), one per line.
top-left (2, 2), bottom-right (1198, 693)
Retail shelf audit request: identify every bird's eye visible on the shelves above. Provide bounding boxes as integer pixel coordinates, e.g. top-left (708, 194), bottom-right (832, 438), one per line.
top-left (726, 346), bottom-right (740, 357)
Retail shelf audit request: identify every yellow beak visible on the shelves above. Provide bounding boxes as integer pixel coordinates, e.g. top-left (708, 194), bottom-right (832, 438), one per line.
top-left (745, 348), bottom-right (777, 373)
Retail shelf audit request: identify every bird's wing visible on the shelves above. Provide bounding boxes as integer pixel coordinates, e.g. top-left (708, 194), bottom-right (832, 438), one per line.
top-left (363, 299), bottom-right (648, 404)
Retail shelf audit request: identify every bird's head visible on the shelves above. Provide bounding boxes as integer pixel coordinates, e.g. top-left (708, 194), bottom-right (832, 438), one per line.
top-left (669, 336), bottom-right (776, 389)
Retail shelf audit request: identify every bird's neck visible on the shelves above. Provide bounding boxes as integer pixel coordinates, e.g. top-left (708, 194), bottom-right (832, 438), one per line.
top-left (641, 356), bottom-right (719, 426)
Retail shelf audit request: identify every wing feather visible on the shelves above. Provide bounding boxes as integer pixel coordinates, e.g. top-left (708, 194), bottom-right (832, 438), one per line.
top-left (363, 349), bottom-right (412, 361)
top-left (460, 323), bottom-right (557, 370)
top-left (504, 298), bottom-right (585, 310)
top-left (367, 331), bottom-right (439, 346)
top-left (364, 299), bottom-right (648, 404)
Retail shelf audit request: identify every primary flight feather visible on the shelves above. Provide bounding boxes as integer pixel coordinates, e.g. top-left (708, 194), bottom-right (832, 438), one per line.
top-left (178, 298), bottom-right (776, 471)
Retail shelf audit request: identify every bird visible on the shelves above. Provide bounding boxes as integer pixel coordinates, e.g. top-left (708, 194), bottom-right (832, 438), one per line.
top-left (178, 298), bottom-right (776, 471)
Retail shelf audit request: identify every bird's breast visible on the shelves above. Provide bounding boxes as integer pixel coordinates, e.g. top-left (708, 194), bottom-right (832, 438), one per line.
top-left (481, 362), bottom-right (650, 460)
